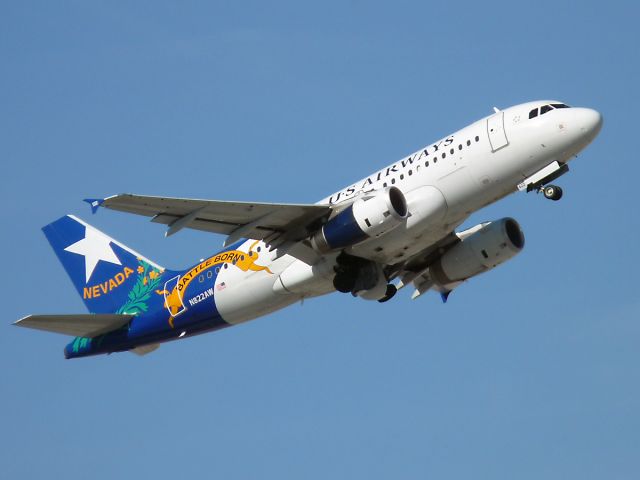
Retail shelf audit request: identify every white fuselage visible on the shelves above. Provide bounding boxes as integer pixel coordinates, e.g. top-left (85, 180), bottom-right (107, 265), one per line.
top-left (213, 101), bottom-right (602, 324)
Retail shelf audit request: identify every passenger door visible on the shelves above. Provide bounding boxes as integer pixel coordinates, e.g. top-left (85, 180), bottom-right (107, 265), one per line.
top-left (486, 111), bottom-right (509, 152)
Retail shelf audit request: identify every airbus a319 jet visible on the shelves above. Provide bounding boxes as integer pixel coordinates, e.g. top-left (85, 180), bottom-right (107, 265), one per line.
top-left (15, 101), bottom-right (602, 358)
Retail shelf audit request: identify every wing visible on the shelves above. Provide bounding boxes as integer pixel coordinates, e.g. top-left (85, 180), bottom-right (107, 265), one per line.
top-left (100, 194), bottom-right (332, 249)
top-left (14, 314), bottom-right (134, 337)
top-left (386, 231), bottom-right (460, 300)
top-left (389, 221), bottom-right (497, 300)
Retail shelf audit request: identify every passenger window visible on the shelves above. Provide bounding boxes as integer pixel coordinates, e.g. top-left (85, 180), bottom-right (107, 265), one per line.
top-left (475, 136), bottom-right (479, 142)
top-left (466, 140), bottom-right (471, 146)
top-left (458, 144), bottom-right (462, 150)
top-left (540, 105), bottom-right (553, 115)
top-left (442, 152), bottom-right (446, 159)
top-left (529, 108), bottom-right (538, 119)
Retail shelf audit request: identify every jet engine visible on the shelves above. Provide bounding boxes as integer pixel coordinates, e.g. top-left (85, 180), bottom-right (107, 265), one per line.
top-left (351, 261), bottom-right (389, 301)
top-left (330, 252), bottom-right (395, 301)
top-left (430, 218), bottom-right (525, 289)
top-left (311, 187), bottom-right (408, 253)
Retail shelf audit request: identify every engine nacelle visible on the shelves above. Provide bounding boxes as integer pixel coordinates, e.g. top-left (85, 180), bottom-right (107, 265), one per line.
top-left (311, 187), bottom-right (408, 253)
top-left (430, 218), bottom-right (525, 288)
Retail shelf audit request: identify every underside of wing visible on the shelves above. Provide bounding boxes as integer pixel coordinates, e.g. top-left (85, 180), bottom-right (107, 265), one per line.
top-left (14, 314), bottom-right (134, 338)
top-left (101, 194), bottom-right (332, 248)
top-left (388, 231), bottom-right (460, 299)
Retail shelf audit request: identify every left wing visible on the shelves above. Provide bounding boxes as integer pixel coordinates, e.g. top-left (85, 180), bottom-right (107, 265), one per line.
top-left (98, 194), bottom-right (332, 250)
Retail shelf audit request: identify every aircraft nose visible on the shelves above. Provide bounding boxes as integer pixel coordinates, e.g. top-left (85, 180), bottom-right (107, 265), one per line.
top-left (578, 108), bottom-right (603, 142)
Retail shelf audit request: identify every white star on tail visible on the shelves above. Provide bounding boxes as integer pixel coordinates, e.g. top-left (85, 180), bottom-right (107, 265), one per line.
top-left (64, 226), bottom-right (122, 283)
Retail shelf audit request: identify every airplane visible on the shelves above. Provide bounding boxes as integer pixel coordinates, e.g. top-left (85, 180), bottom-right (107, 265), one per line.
top-left (14, 100), bottom-right (602, 359)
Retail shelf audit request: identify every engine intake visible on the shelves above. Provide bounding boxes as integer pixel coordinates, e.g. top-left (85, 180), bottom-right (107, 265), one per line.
top-left (311, 187), bottom-right (408, 253)
top-left (430, 218), bottom-right (525, 287)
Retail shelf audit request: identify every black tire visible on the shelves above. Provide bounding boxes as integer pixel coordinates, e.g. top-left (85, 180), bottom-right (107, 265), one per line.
top-left (552, 186), bottom-right (563, 201)
top-left (378, 284), bottom-right (398, 303)
top-left (333, 273), bottom-right (356, 293)
top-left (543, 185), bottom-right (562, 201)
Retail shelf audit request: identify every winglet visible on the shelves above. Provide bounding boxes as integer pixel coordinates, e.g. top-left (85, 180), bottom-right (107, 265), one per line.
top-left (440, 290), bottom-right (452, 303)
top-left (83, 198), bottom-right (105, 214)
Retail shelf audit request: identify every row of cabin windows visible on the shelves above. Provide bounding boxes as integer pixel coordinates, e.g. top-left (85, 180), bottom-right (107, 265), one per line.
top-left (199, 270), bottom-right (216, 282)
top-left (196, 247), bottom-right (266, 282)
top-left (529, 103), bottom-right (571, 119)
top-left (381, 135), bottom-right (480, 188)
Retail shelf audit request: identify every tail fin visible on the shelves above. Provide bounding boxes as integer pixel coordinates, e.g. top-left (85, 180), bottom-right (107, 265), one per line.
top-left (43, 215), bottom-right (165, 314)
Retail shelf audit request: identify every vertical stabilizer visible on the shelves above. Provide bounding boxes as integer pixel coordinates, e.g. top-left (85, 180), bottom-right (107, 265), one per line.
top-left (42, 215), bottom-right (166, 315)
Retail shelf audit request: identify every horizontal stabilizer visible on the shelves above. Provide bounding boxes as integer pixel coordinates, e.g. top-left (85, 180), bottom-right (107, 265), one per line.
top-left (131, 343), bottom-right (160, 356)
top-left (14, 314), bottom-right (133, 337)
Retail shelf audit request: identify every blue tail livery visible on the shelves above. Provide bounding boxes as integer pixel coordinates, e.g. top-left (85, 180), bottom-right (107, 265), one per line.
top-left (20, 215), bottom-right (234, 358)
top-left (42, 215), bottom-right (165, 315)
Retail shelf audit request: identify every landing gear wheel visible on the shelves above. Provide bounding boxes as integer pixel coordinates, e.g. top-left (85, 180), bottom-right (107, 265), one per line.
top-left (543, 184), bottom-right (563, 201)
top-left (333, 273), bottom-right (356, 293)
top-left (378, 284), bottom-right (398, 303)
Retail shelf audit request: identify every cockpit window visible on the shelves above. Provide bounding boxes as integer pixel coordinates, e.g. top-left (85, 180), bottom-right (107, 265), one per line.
top-left (529, 103), bottom-right (571, 120)
top-left (540, 105), bottom-right (553, 115)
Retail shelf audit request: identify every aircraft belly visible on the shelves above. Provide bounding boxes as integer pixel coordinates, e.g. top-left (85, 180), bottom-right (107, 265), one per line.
top-left (214, 252), bottom-right (300, 325)
top-left (436, 166), bottom-right (478, 215)
top-left (348, 218), bottom-right (457, 265)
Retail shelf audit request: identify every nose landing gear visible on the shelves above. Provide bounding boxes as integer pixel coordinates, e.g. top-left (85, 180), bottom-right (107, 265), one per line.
top-left (541, 184), bottom-right (563, 201)
top-left (518, 161), bottom-right (569, 201)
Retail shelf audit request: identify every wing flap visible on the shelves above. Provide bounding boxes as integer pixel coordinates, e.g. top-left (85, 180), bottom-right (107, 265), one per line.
top-left (103, 194), bottom-right (331, 243)
top-left (150, 213), bottom-right (240, 236)
top-left (14, 314), bottom-right (134, 337)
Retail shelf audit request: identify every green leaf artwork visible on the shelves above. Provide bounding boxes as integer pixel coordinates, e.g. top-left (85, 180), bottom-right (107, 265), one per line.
top-left (116, 260), bottom-right (164, 316)
top-left (71, 260), bottom-right (164, 353)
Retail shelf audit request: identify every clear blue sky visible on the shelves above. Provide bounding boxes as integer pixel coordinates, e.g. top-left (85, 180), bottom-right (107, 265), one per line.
top-left (2, 1), bottom-right (638, 478)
